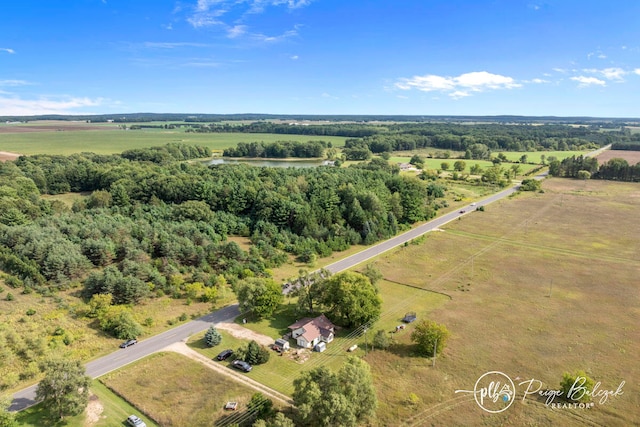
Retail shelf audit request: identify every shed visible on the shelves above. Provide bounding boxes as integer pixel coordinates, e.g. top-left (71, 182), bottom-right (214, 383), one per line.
top-left (274, 338), bottom-right (290, 352)
top-left (314, 342), bottom-right (326, 352)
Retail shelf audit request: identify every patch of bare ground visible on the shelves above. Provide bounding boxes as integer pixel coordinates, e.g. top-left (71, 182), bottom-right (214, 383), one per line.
top-left (84, 393), bottom-right (104, 427)
top-left (215, 322), bottom-right (273, 347)
top-left (595, 149), bottom-right (640, 165)
top-left (0, 151), bottom-right (21, 161)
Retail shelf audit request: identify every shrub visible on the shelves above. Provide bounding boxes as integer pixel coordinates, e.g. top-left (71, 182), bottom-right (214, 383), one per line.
top-left (373, 329), bottom-right (390, 350)
top-left (5, 293), bottom-right (14, 301)
top-left (26, 308), bottom-right (36, 316)
top-left (411, 319), bottom-right (450, 357)
top-left (560, 370), bottom-right (595, 403)
top-left (178, 312), bottom-right (188, 322)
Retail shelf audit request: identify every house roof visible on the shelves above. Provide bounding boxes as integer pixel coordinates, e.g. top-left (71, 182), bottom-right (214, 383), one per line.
top-left (289, 314), bottom-right (335, 343)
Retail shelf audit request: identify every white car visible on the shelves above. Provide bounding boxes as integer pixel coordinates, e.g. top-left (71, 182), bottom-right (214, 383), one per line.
top-left (127, 415), bottom-right (147, 427)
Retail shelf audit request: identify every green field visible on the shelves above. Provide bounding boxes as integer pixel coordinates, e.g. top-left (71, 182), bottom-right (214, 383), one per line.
top-left (0, 129), bottom-right (348, 156)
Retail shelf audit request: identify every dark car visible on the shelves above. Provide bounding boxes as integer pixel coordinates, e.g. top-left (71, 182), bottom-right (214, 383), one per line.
top-left (216, 349), bottom-right (234, 361)
top-left (231, 359), bottom-right (252, 372)
top-left (120, 339), bottom-right (138, 348)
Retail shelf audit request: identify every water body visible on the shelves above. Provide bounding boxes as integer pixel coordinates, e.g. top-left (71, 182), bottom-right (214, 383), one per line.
top-left (207, 158), bottom-right (331, 168)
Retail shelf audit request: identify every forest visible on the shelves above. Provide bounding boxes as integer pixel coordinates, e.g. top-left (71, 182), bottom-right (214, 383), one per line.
top-left (549, 155), bottom-right (640, 181)
top-left (0, 143), bottom-right (443, 308)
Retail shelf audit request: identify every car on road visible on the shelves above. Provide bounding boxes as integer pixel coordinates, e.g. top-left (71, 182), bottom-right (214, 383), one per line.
top-left (216, 349), bottom-right (234, 361)
top-left (120, 339), bottom-right (137, 348)
top-left (459, 210), bottom-right (466, 214)
top-left (231, 359), bottom-right (252, 372)
top-left (127, 415), bottom-right (146, 427)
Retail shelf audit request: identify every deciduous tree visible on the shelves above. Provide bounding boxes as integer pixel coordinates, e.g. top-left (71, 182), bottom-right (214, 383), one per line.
top-left (35, 358), bottom-right (90, 420)
top-left (411, 319), bottom-right (450, 357)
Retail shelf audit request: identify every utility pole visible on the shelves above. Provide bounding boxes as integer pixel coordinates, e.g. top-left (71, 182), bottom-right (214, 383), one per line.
top-left (432, 337), bottom-right (438, 367)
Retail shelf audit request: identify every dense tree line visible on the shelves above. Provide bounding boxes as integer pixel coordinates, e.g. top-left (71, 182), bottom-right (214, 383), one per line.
top-left (223, 140), bottom-right (327, 158)
top-left (611, 140), bottom-right (640, 151)
top-left (549, 155), bottom-right (640, 181)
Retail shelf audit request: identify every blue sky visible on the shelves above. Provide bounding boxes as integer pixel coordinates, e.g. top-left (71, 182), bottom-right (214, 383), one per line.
top-left (1, 0), bottom-right (639, 117)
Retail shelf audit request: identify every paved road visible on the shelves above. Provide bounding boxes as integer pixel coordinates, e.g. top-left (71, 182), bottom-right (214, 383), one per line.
top-left (10, 304), bottom-right (240, 411)
top-left (10, 169), bottom-right (548, 412)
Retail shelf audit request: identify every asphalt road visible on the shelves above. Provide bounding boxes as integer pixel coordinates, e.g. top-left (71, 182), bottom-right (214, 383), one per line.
top-left (10, 170), bottom-right (548, 412)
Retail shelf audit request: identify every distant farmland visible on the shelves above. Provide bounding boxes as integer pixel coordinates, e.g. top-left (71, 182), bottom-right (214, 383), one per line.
top-left (596, 149), bottom-right (640, 165)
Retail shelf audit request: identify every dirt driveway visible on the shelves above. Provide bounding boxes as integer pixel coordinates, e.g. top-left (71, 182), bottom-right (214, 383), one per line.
top-left (215, 321), bottom-right (274, 347)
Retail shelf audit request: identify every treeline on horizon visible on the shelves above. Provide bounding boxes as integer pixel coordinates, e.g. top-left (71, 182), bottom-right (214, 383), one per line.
top-left (0, 144), bottom-right (444, 307)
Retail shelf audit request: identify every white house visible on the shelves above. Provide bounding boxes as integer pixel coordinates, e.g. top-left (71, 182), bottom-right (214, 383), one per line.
top-left (288, 314), bottom-right (336, 349)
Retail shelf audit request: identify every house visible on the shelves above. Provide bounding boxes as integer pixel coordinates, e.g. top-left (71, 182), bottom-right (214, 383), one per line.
top-left (288, 314), bottom-right (336, 349)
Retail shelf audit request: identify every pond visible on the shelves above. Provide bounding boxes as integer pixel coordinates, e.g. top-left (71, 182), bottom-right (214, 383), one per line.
top-left (206, 158), bottom-right (333, 168)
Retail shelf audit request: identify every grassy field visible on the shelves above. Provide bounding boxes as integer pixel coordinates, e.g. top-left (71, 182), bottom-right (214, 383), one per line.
top-left (100, 351), bottom-right (280, 427)
top-left (14, 380), bottom-right (157, 427)
top-left (362, 178), bottom-right (639, 426)
top-left (0, 127), bottom-right (348, 156)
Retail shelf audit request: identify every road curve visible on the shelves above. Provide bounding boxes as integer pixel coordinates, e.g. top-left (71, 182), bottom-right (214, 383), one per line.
top-left (10, 170), bottom-right (547, 412)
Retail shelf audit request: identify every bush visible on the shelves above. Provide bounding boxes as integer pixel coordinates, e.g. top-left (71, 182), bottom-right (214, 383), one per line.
top-left (26, 308), bottom-right (36, 316)
top-left (373, 329), bottom-right (390, 350)
top-left (560, 370), bottom-right (595, 403)
top-left (5, 293), bottom-right (14, 301)
top-left (237, 340), bottom-right (270, 365)
top-left (410, 319), bottom-right (450, 357)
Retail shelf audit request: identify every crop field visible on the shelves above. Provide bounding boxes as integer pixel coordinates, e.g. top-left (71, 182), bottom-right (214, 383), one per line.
top-left (595, 149), bottom-right (640, 165)
top-left (0, 122), bottom-right (348, 156)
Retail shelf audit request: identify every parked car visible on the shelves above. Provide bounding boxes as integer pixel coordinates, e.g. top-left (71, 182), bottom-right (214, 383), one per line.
top-left (231, 359), bottom-right (252, 372)
top-left (216, 349), bottom-right (234, 361)
top-left (120, 339), bottom-right (137, 348)
top-left (126, 415), bottom-right (146, 427)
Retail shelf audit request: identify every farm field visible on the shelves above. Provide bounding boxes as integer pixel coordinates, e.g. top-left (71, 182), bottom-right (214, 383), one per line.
top-left (595, 149), bottom-right (640, 165)
top-left (0, 124), bottom-right (348, 156)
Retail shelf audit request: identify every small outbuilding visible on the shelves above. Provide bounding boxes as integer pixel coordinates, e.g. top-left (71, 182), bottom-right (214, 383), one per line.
top-left (273, 338), bottom-right (290, 352)
top-left (314, 342), bottom-right (326, 352)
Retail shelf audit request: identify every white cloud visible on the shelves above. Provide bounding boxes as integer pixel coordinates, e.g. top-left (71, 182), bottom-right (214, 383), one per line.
top-left (0, 79), bottom-right (31, 87)
top-left (530, 78), bottom-right (549, 84)
top-left (582, 67), bottom-right (627, 81)
top-left (142, 42), bottom-right (209, 49)
top-left (0, 96), bottom-right (105, 115)
top-left (0, 48), bottom-right (15, 54)
top-left (395, 71), bottom-right (520, 98)
top-left (570, 76), bottom-right (606, 87)
top-left (635, 68), bottom-right (640, 75)
top-left (227, 25), bottom-right (248, 38)
top-left (251, 26), bottom-right (299, 42)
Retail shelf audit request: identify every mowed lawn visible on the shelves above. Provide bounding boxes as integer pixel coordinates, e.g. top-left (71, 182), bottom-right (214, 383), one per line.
top-left (0, 128), bottom-right (348, 156)
top-left (365, 178), bottom-right (639, 426)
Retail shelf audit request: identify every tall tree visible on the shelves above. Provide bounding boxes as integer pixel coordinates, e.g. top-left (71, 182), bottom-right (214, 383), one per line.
top-left (235, 277), bottom-right (284, 319)
top-left (319, 271), bottom-right (382, 328)
top-left (292, 357), bottom-right (377, 427)
top-left (35, 358), bottom-right (91, 420)
top-left (0, 396), bottom-right (16, 427)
